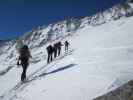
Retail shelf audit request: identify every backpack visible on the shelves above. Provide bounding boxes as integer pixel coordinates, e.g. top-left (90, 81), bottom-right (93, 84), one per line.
top-left (19, 45), bottom-right (31, 60)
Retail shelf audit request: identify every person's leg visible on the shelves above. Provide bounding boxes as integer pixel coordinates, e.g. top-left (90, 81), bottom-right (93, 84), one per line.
top-left (58, 49), bottom-right (60, 56)
top-left (47, 53), bottom-right (50, 63)
top-left (21, 63), bottom-right (28, 81)
top-left (67, 46), bottom-right (68, 51)
top-left (55, 49), bottom-right (57, 58)
top-left (50, 53), bottom-right (53, 62)
top-left (59, 48), bottom-right (62, 56)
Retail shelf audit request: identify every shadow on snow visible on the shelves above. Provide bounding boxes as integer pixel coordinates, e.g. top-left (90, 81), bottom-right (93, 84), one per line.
top-left (0, 66), bottom-right (14, 76)
top-left (28, 63), bottom-right (77, 82)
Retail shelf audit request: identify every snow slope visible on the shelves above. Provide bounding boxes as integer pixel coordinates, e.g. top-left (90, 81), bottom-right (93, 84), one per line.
top-left (0, 1), bottom-right (133, 100)
top-left (0, 16), bottom-right (133, 100)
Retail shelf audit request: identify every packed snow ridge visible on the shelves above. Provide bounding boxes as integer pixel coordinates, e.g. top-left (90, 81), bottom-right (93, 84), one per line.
top-left (0, 0), bottom-right (133, 100)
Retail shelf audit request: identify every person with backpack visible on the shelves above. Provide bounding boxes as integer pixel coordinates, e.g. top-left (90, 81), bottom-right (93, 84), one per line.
top-left (53, 43), bottom-right (58, 58)
top-left (57, 41), bottom-right (63, 56)
top-left (46, 44), bottom-right (54, 63)
top-left (64, 40), bottom-right (70, 52)
top-left (17, 45), bottom-right (32, 82)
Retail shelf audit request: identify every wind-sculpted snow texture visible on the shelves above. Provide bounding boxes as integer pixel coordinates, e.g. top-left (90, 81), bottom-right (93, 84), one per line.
top-left (0, 1), bottom-right (133, 100)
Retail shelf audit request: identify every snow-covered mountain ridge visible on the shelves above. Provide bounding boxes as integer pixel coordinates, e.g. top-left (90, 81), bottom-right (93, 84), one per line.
top-left (0, 0), bottom-right (130, 70)
top-left (18, 0), bottom-right (133, 48)
top-left (0, 0), bottom-right (133, 100)
top-left (0, 0), bottom-right (132, 50)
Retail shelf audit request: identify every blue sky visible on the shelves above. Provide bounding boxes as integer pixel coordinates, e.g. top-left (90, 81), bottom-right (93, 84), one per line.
top-left (0, 0), bottom-right (124, 40)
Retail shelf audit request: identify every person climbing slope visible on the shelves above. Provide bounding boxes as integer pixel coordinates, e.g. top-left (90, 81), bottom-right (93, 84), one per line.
top-left (64, 40), bottom-right (70, 52)
top-left (53, 43), bottom-right (58, 58)
top-left (57, 41), bottom-right (63, 56)
top-left (17, 45), bottom-right (32, 82)
top-left (46, 44), bottom-right (54, 63)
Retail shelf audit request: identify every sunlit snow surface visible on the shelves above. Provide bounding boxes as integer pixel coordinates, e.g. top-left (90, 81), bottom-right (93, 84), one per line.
top-left (1, 14), bottom-right (133, 100)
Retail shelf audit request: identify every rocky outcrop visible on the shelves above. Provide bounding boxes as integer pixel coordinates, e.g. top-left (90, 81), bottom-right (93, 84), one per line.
top-left (94, 80), bottom-right (133, 100)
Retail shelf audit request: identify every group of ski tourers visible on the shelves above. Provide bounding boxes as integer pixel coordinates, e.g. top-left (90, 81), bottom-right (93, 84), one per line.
top-left (46, 41), bottom-right (69, 63)
top-left (17, 40), bottom-right (70, 82)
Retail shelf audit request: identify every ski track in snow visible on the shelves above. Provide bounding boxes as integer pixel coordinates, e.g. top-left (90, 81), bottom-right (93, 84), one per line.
top-left (0, 50), bottom-right (75, 100)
